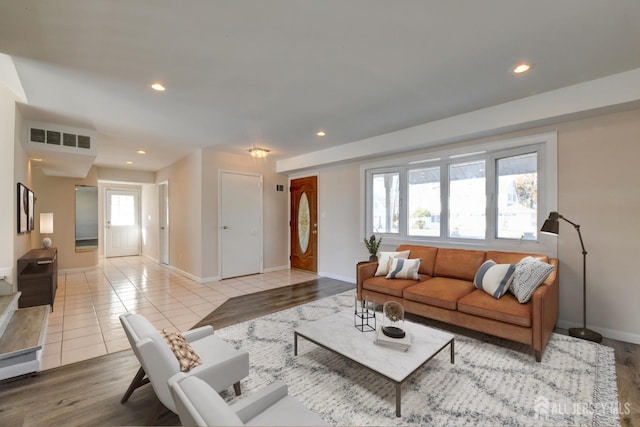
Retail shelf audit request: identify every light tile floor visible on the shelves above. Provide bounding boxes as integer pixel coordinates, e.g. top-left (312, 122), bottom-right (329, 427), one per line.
top-left (42, 256), bottom-right (320, 371)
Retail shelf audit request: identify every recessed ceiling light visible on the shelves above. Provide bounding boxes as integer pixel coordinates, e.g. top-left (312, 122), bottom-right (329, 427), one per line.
top-left (137, 150), bottom-right (146, 154)
top-left (151, 82), bottom-right (166, 91)
top-left (316, 130), bottom-right (326, 137)
top-left (513, 63), bottom-right (531, 74)
top-left (32, 158), bottom-right (43, 162)
top-left (126, 161), bottom-right (134, 165)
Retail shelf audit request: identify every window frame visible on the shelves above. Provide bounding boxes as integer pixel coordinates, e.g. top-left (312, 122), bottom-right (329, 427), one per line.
top-left (362, 132), bottom-right (557, 254)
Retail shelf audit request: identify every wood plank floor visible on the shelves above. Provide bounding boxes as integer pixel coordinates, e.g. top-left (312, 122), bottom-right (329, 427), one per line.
top-left (0, 277), bottom-right (637, 426)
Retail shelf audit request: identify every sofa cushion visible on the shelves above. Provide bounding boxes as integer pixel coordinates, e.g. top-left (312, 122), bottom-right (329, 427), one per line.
top-left (375, 250), bottom-right (411, 276)
top-left (386, 258), bottom-right (421, 280)
top-left (486, 251), bottom-right (549, 265)
top-left (458, 290), bottom-right (532, 327)
top-left (363, 275), bottom-right (429, 298)
top-left (433, 248), bottom-right (486, 281)
top-left (403, 277), bottom-right (475, 310)
top-left (473, 260), bottom-right (515, 299)
top-left (510, 256), bottom-right (555, 303)
top-left (396, 245), bottom-right (438, 276)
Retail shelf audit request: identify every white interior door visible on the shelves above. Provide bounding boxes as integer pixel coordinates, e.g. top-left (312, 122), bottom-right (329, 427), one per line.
top-left (220, 172), bottom-right (262, 279)
top-left (159, 182), bottom-right (169, 265)
top-left (105, 189), bottom-right (140, 257)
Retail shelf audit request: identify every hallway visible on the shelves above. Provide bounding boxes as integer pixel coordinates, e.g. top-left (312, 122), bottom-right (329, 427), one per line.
top-left (42, 256), bottom-right (320, 370)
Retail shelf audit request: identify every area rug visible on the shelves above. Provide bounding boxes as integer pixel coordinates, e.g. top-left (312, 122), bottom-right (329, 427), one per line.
top-left (214, 290), bottom-right (619, 426)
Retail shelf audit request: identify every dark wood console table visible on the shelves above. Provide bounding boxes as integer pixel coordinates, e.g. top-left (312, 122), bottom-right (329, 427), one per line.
top-left (17, 248), bottom-right (58, 311)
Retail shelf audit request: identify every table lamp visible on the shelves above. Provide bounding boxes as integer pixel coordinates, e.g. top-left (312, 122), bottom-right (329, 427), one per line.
top-left (40, 212), bottom-right (54, 249)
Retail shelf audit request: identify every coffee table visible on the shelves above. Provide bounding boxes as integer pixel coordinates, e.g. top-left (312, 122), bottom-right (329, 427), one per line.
top-left (294, 310), bottom-right (454, 417)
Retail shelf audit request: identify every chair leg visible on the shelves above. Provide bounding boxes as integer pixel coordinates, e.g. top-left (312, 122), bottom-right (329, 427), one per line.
top-left (233, 381), bottom-right (241, 396)
top-left (121, 366), bottom-right (150, 403)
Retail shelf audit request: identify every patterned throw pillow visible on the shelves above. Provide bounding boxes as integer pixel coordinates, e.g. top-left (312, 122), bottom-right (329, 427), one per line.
top-left (161, 329), bottom-right (202, 372)
top-left (510, 256), bottom-right (555, 303)
top-left (385, 258), bottom-right (421, 280)
top-left (375, 250), bottom-right (411, 276)
top-left (473, 259), bottom-right (515, 299)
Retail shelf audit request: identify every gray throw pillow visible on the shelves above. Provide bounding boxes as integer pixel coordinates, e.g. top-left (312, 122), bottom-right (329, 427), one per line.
top-left (510, 256), bottom-right (555, 303)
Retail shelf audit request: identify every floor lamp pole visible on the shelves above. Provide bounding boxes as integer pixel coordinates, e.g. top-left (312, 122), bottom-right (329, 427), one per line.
top-left (568, 223), bottom-right (603, 343)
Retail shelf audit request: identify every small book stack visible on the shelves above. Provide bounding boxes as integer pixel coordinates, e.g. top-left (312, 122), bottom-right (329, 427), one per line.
top-left (374, 327), bottom-right (411, 351)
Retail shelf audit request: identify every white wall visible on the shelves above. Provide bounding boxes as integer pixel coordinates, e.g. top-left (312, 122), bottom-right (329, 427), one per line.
top-left (0, 84), bottom-right (19, 283)
top-left (310, 107), bottom-right (640, 345)
top-left (140, 183), bottom-right (159, 261)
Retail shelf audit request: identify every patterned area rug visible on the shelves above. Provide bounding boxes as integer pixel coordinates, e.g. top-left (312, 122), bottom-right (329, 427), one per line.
top-left (215, 291), bottom-right (619, 426)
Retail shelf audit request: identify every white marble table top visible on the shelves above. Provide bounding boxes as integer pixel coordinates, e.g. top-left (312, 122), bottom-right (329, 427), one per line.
top-left (294, 310), bottom-right (454, 383)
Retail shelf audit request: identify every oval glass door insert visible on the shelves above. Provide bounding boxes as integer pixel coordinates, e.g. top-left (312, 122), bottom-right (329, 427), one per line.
top-left (298, 192), bottom-right (310, 253)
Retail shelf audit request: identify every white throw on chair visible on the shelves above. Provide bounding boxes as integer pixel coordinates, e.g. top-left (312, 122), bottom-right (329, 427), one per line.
top-left (169, 373), bottom-right (328, 426)
top-left (119, 312), bottom-right (249, 423)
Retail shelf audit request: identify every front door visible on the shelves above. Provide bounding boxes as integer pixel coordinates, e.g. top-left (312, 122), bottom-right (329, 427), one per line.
top-left (105, 189), bottom-right (140, 257)
top-left (290, 176), bottom-right (317, 272)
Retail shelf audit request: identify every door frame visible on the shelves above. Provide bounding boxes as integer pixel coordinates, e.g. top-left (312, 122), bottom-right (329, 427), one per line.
top-left (218, 170), bottom-right (264, 279)
top-left (288, 173), bottom-right (319, 272)
top-left (158, 181), bottom-right (169, 265)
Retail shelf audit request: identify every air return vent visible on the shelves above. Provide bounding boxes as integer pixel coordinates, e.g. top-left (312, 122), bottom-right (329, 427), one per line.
top-left (29, 126), bottom-right (91, 149)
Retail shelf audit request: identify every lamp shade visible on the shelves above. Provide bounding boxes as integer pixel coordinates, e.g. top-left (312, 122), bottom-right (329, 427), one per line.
top-left (40, 212), bottom-right (54, 234)
top-left (540, 212), bottom-right (559, 235)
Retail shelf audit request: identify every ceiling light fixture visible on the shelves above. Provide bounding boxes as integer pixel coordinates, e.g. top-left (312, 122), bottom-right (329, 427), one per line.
top-left (126, 161), bottom-right (133, 165)
top-left (248, 148), bottom-right (269, 158)
top-left (151, 82), bottom-right (166, 91)
top-left (316, 130), bottom-right (326, 137)
top-left (32, 158), bottom-right (43, 162)
top-left (137, 150), bottom-right (146, 154)
top-left (513, 63), bottom-right (531, 74)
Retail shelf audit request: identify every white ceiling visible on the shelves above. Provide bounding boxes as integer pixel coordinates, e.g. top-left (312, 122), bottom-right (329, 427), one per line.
top-left (1, 1), bottom-right (640, 174)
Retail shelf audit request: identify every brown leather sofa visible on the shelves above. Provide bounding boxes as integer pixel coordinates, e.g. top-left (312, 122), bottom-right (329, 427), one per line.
top-left (357, 244), bottom-right (559, 361)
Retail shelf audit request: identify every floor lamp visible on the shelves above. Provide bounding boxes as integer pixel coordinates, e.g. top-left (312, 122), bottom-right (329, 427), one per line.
top-left (541, 212), bottom-right (602, 343)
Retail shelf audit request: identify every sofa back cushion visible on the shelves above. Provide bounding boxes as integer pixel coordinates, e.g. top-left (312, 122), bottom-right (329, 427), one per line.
top-left (434, 248), bottom-right (486, 281)
top-left (486, 251), bottom-right (549, 265)
top-left (396, 245), bottom-right (438, 276)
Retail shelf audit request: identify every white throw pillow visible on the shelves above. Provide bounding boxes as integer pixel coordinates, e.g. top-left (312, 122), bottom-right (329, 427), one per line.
top-left (473, 259), bottom-right (515, 299)
top-left (375, 250), bottom-right (411, 276)
top-left (385, 258), bottom-right (421, 280)
top-left (510, 256), bottom-right (555, 303)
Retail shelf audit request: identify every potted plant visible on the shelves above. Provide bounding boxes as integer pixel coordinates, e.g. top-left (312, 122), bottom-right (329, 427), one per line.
top-left (364, 234), bottom-right (382, 262)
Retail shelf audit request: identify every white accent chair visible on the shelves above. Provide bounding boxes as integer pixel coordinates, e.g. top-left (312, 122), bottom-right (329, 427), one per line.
top-left (119, 312), bottom-right (249, 423)
top-left (169, 373), bottom-right (328, 426)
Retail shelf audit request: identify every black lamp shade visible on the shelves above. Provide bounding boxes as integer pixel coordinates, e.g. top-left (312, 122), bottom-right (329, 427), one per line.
top-left (540, 218), bottom-right (559, 235)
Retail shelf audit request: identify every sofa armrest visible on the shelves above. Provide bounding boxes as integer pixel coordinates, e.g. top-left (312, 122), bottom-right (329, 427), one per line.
top-left (231, 381), bottom-right (288, 423)
top-left (183, 325), bottom-right (215, 342)
top-left (531, 258), bottom-right (559, 359)
top-left (356, 261), bottom-right (378, 300)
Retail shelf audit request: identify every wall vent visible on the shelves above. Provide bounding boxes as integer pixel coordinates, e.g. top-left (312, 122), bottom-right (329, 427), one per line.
top-left (29, 126), bottom-right (91, 149)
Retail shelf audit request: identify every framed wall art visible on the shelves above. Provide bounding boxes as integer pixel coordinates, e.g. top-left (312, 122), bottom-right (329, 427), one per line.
top-left (17, 183), bottom-right (28, 233)
top-left (17, 183), bottom-right (35, 233)
top-left (27, 188), bottom-right (35, 231)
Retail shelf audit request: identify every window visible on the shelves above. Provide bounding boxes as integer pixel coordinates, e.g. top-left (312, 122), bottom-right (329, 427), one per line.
top-left (449, 160), bottom-right (485, 239)
top-left (110, 194), bottom-right (136, 226)
top-left (408, 166), bottom-right (440, 237)
top-left (364, 133), bottom-right (555, 250)
top-left (497, 152), bottom-right (538, 240)
top-left (372, 171), bottom-right (400, 233)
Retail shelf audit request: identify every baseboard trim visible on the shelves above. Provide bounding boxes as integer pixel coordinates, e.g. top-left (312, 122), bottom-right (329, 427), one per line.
top-left (557, 319), bottom-right (640, 345)
top-left (263, 265), bottom-right (289, 273)
top-left (317, 271), bottom-right (355, 284)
